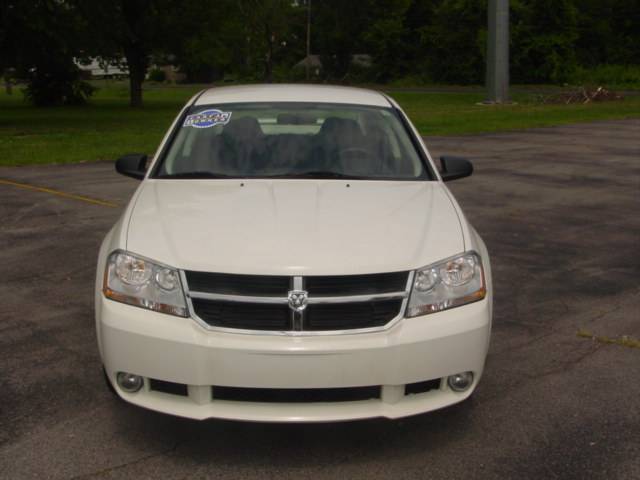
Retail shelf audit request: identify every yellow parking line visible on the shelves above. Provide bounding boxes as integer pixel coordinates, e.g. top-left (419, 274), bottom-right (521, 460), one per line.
top-left (0, 178), bottom-right (118, 208)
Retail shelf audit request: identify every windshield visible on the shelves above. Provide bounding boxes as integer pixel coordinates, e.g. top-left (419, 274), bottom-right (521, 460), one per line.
top-left (154, 102), bottom-right (429, 180)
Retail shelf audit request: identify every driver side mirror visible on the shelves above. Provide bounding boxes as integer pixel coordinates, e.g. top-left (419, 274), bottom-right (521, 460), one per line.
top-left (440, 156), bottom-right (473, 182)
top-left (115, 154), bottom-right (148, 180)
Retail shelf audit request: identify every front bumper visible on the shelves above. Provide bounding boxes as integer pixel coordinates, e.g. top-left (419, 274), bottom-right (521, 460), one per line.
top-left (97, 296), bottom-right (491, 422)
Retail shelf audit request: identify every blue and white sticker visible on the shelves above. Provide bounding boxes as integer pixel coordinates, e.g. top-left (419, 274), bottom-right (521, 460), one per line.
top-left (183, 109), bottom-right (232, 128)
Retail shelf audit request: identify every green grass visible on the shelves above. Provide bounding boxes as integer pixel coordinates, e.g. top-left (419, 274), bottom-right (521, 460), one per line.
top-left (1, 82), bottom-right (639, 166)
top-left (0, 83), bottom-right (202, 166)
top-left (393, 90), bottom-right (640, 136)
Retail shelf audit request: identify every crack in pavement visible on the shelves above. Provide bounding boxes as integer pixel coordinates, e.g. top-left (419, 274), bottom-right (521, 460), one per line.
top-left (68, 442), bottom-right (180, 479)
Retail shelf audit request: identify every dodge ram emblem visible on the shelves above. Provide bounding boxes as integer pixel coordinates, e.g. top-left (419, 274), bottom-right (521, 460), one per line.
top-left (288, 290), bottom-right (308, 313)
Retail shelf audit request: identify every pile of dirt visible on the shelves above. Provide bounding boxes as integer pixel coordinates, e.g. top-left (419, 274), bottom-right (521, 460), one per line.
top-left (538, 86), bottom-right (624, 104)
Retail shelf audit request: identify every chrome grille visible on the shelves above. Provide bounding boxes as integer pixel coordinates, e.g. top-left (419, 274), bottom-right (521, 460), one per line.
top-left (183, 271), bottom-right (412, 334)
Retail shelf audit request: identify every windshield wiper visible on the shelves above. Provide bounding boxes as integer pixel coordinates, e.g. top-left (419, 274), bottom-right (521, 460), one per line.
top-left (279, 171), bottom-right (367, 180)
top-left (157, 171), bottom-right (368, 180)
top-left (156, 171), bottom-right (236, 179)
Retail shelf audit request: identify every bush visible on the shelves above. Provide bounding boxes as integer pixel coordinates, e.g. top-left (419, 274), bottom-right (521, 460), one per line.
top-left (387, 75), bottom-right (433, 88)
top-left (148, 69), bottom-right (167, 82)
top-left (23, 64), bottom-right (96, 106)
top-left (568, 64), bottom-right (640, 89)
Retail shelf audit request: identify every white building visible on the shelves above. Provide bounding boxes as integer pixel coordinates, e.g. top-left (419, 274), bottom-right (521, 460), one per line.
top-left (75, 58), bottom-right (128, 79)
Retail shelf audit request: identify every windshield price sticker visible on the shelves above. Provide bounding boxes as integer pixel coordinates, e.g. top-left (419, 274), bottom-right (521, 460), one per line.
top-left (183, 109), bottom-right (232, 128)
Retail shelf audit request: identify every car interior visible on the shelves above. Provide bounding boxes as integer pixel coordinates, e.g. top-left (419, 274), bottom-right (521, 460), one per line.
top-left (166, 112), bottom-right (421, 178)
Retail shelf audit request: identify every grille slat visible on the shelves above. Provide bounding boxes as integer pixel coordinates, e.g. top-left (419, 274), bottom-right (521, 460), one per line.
top-left (305, 272), bottom-right (408, 296)
top-left (191, 299), bottom-right (290, 330)
top-left (305, 300), bottom-right (402, 331)
top-left (185, 272), bottom-right (290, 296)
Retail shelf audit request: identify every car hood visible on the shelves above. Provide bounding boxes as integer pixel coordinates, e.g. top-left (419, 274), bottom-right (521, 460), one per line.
top-left (126, 180), bottom-right (464, 275)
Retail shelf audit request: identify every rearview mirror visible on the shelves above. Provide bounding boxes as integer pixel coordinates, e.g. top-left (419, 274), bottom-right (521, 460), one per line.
top-left (115, 154), bottom-right (148, 180)
top-left (440, 156), bottom-right (473, 182)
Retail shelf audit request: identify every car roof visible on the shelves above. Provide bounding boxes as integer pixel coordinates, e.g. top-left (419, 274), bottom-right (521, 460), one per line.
top-left (194, 84), bottom-right (392, 107)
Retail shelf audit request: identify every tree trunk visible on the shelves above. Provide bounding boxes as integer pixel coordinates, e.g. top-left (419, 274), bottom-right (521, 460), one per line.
top-left (129, 70), bottom-right (143, 107)
top-left (124, 46), bottom-right (147, 107)
top-left (264, 26), bottom-right (273, 83)
top-left (265, 53), bottom-right (273, 83)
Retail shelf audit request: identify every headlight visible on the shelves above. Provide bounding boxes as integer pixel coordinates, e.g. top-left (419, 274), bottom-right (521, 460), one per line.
top-left (103, 251), bottom-right (187, 317)
top-left (407, 252), bottom-right (486, 317)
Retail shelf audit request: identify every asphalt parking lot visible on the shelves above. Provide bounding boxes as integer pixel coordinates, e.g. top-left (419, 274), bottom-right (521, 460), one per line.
top-left (1, 119), bottom-right (638, 479)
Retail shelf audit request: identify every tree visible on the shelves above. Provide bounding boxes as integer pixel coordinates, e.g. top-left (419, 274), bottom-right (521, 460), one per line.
top-left (169, 0), bottom-right (248, 83)
top-left (312, 0), bottom-right (374, 80)
top-left (510, 0), bottom-right (579, 83)
top-left (573, 0), bottom-right (640, 67)
top-left (237, 0), bottom-right (293, 82)
top-left (0, 1), bottom-right (94, 106)
top-left (418, 0), bottom-right (487, 84)
top-left (76, 0), bottom-right (178, 107)
top-left (363, 0), bottom-right (413, 82)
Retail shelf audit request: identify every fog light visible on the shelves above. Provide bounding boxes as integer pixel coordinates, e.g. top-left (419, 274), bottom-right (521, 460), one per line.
top-left (116, 372), bottom-right (144, 393)
top-left (447, 372), bottom-right (474, 392)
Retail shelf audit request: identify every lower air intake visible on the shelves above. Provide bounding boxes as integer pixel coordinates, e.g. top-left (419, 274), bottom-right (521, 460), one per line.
top-left (404, 378), bottom-right (441, 395)
top-left (149, 378), bottom-right (189, 396)
top-left (212, 385), bottom-right (381, 403)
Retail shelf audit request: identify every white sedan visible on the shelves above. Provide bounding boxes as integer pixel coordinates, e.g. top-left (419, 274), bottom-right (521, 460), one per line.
top-left (96, 84), bottom-right (492, 422)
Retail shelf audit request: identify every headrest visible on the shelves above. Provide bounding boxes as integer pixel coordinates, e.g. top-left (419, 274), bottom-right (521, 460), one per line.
top-left (319, 117), bottom-right (363, 138)
top-left (222, 117), bottom-right (264, 141)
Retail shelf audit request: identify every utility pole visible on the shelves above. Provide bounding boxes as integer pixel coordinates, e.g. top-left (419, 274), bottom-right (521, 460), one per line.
top-left (486, 0), bottom-right (509, 103)
top-left (306, 0), bottom-right (312, 81)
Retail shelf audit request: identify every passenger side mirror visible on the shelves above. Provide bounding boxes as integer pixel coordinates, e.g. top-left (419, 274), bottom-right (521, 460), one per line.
top-left (115, 154), bottom-right (148, 180)
top-left (440, 156), bottom-right (473, 182)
